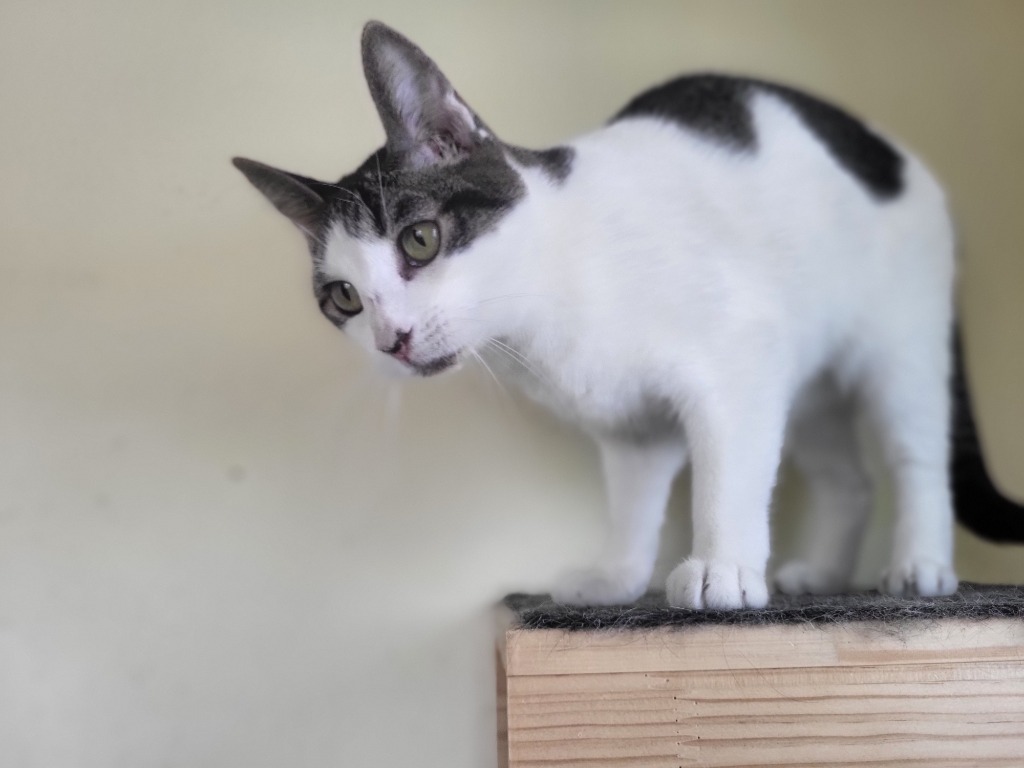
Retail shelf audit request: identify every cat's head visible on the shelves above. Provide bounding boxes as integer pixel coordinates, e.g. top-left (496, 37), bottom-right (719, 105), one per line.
top-left (234, 21), bottom-right (568, 377)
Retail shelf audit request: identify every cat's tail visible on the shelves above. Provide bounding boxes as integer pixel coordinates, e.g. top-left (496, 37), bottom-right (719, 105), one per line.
top-left (951, 327), bottom-right (1024, 541)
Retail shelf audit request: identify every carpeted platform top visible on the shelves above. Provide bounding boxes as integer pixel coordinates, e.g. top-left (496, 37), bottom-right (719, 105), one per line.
top-left (503, 583), bottom-right (1024, 631)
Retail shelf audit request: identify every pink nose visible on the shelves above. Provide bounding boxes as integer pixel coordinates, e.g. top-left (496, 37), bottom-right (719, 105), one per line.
top-left (381, 329), bottom-right (412, 361)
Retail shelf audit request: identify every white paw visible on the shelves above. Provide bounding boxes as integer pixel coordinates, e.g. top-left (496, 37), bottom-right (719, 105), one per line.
top-left (881, 560), bottom-right (958, 597)
top-left (774, 560), bottom-right (848, 595)
top-left (551, 566), bottom-right (649, 606)
top-left (666, 558), bottom-right (769, 610)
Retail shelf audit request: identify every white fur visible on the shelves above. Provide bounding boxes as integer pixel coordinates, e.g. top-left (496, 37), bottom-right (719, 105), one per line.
top-left (323, 89), bottom-right (959, 609)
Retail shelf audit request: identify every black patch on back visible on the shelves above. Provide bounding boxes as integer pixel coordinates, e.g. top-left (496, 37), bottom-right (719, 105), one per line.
top-left (506, 145), bottom-right (575, 184)
top-left (760, 82), bottom-right (904, 200)
top-left (612, 74), bottom-right (904, 200)
top-left (613, 75), bottom-right (756, 150)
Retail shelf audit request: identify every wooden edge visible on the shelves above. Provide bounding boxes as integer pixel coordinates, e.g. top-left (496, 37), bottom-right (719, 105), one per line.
top-left (502, 618), bottom-right (1024, 677)
top-left (495, 603), bottom-right (519, 671)
top-left (495, 647), bottom-right (509, 768)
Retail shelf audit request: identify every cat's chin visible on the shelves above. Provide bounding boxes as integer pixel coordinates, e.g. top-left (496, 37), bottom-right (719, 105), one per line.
top-left (409, 353), bottom-right (460, 377)
top-left (376, 352), bottom-right (461, 379)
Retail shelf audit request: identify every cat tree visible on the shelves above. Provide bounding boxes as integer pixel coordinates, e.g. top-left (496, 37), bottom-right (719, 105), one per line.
top-left (496, 585), bottom-right (1024, 766)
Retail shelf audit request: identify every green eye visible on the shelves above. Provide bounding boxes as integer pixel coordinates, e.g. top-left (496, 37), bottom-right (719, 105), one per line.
top-left (328, 281), bottom-right (362, 316)
top-left (399, 220), bottom-right (441, 265)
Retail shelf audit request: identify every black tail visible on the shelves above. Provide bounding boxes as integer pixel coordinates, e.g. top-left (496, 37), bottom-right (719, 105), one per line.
top-left (951, 329), bottom-right (1024, 541)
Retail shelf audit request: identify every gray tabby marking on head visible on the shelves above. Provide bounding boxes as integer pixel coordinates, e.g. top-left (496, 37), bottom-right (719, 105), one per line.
top-left (330, 142), bottom-right (527, 257)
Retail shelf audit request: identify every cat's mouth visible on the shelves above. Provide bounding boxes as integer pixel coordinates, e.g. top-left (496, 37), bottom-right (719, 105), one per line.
top-left (408, 352), bottom-right (458, 377)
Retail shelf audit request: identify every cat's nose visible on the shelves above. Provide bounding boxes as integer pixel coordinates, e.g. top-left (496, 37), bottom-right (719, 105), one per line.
top-left (381, 329), bottom-right (412, 360)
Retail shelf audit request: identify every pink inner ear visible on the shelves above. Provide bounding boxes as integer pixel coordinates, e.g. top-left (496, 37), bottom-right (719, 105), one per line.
top-left (375, 42), bottom-right (486, 167)
top-left (378, 47), bottom-right (426, 125)
top-left (405, 100), bottom-right (485, 169)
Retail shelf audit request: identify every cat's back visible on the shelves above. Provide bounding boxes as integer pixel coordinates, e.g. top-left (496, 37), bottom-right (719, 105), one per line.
top-left (607, 73), bottom-right (904, 202)
top-left (549, 72), bottom-right (949, 281)
top-left (535, 72), bottom-right (953, 372)
top-left (507, 74), bottom-right (953, 434)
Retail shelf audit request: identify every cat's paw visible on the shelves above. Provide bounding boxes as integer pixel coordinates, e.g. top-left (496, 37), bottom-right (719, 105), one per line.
top-left (666, 558), bottom-right (769, 610)
top-left (773, 560), bottom-right (848, 595)
top-left (881, 559), bottom-right (958, 597)
top-left (551, 566), bottom-right (649, 606)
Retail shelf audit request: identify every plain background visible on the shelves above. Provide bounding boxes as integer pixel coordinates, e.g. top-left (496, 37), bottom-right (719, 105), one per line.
top-left (2, 1), bottom-right (1023, 766)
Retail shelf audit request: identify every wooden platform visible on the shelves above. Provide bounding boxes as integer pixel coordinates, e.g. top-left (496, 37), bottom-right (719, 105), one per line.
top-left (496, 585), bottom-right (1024, 767)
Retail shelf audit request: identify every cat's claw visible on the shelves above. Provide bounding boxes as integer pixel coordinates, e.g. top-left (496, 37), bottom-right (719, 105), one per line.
top-left (666, 558), bottom-right (769, 610)
top-left (551, 566), bottom-right (649, 606)
top-left (881, 560), bottom-right (958, 597)
top-left (773, 560), bottom-right (848, 595)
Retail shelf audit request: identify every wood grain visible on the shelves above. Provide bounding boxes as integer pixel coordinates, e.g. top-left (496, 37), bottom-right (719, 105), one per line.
top-left (505, 620), bottom-right (1024, 676)
top-left (500, 619), bottom-right (1024, 766)
top-left (497, 648), bottom-right (509, 768)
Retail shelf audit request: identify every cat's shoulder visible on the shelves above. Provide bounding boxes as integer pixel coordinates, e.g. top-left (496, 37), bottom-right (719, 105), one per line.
top-left (612, 74), bottom-right (756, 150)
top-left (611, 73), bottom-right (904, 199)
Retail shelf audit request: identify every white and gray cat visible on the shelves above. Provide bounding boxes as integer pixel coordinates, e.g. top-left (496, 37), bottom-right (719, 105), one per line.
top-left (234, 21), bottom-right (1022, 609)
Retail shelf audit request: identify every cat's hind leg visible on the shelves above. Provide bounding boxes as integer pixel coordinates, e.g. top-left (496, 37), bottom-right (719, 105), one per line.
top-left (552, 436), bottom-right (687, 606)
top-left (864, 333), bottom-right (958, 596)
top-left (774, 378), bottom-right (871, 595)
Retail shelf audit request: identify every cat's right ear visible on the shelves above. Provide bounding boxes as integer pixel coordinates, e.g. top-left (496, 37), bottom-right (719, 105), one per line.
top-left (361, 21), bottom-right (489, 169)
top-left (232, 157), bottom-right (325, 236)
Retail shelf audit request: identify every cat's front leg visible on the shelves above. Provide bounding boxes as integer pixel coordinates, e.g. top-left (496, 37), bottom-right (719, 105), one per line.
top-left (666, 385), bottom-right (788, 610)
top-left (552, 436), bottom-right (687, 606)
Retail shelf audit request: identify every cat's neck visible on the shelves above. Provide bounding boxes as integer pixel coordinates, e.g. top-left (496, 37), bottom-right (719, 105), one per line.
top-left (484, 154), bottom-right (574, 349)
top-left (476, 152), bottom-right (594, 397)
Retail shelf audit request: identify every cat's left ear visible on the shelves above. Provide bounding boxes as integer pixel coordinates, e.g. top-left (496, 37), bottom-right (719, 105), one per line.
top-left (361, 21), bottom-right (490, 169)
top-left (232, 157), bottom-right (326, 236)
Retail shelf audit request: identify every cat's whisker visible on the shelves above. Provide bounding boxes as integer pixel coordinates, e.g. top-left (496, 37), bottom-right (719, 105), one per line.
top-left (466, 294), bottom-right (570, 321)
top-left (486, 337), bottom-right (531, 365)
top-left (374, 152), bottom-right (390, 231)
top-left (469, 349), bottom-right (510, 401)
top-left (473, 292), bottom-right (552, 306)
top-left (314, 229), bottom-right (333, 252)
top-left (484, 337), bottom-right (552, 388)
top-left (330, 187), bottom-right (375, 218)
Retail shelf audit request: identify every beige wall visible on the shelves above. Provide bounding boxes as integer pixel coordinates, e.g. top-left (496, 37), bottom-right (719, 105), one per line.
top-left (2, 1), bottom-right (1022, 766)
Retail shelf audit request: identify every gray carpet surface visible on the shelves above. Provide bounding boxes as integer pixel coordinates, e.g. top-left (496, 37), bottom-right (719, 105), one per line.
top-left (504, 583), bottom-right (1024, 631)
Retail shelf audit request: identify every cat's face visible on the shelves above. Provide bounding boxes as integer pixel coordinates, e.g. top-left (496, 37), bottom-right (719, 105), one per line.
top-left (234, 22), bottom-right (531, 377)
top-left (312, 144), bottom-right (526, 377)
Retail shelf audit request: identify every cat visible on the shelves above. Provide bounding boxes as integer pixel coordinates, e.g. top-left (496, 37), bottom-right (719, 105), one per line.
top-left (233, 21), bottom-right (1023, 609)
